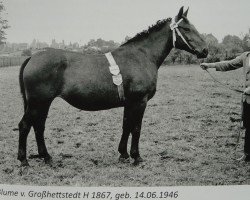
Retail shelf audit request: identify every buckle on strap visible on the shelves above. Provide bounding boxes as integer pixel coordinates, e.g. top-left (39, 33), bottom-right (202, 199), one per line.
top-left (170, 23), bottom-right (178, 30)
top-left (109, 65), bottom-right (120, 76)
top-left (170, 18), bottom-right (183, 30)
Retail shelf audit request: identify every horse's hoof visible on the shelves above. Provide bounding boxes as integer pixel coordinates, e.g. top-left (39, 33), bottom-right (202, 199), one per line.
top-left (18, 166), bottom-right (29, 176)
top-left (133, 156), bottom-right (143, 166)
top-left (44, 156), bottom-right (53, 166)
top-left (119, 156), bottom-right (130, 163)
top-left (20, 160), bottom-right (30, 167)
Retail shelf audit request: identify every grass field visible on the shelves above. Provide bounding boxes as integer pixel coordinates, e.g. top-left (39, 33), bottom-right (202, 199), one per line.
top-left (0, 65), bottom-right (250, 186)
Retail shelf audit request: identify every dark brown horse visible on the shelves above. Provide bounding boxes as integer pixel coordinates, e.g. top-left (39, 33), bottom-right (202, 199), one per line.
top-left (18, 7), bottom-right (208, 166)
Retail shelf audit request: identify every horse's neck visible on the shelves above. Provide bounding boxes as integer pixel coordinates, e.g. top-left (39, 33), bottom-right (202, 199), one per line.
top-left (127, 25), bottom-right (173, 68)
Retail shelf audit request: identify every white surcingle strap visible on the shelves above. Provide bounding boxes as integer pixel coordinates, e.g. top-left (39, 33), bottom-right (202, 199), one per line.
top-left (105, 52), bottom-right (125, 102)
top-left (170, 18), bottom-right (194, 51)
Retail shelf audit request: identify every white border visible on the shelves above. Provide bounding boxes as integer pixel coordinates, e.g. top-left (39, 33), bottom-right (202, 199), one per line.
top-left (0, 184), bottom-right (250, 200)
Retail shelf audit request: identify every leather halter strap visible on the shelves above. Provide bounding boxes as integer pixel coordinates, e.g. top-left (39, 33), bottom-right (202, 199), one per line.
top-left (170, 18), bottom-right (194, 51)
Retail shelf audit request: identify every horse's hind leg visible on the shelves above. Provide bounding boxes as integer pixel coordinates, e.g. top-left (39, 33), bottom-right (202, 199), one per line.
top-left (18, 111), bottom-right (32, 166)
top-left (18, 101), bottom-right (52, 166)
top-left (30, 101), bottom-right (52, 165)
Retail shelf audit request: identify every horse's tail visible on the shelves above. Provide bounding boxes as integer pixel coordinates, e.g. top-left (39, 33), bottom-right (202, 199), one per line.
top-left (19, 57), bottom-right (31, 112)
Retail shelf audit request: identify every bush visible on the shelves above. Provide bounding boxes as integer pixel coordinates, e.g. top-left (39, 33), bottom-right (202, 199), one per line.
top-left (21, 49), bottom-right (32, 56)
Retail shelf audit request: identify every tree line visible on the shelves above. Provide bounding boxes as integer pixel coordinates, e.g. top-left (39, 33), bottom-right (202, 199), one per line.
top-left (0, 2), bottom-right (249, 65)
top-left (163, 32), bottom-right (250, 65)
top-left (82, 32), bottom-right (250, 65)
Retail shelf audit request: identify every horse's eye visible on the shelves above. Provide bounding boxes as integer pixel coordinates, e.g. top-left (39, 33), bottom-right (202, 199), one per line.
top-left (182, 27), bottom-right (190, 32)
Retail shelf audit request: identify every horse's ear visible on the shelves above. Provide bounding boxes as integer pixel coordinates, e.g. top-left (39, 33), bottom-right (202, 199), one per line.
top-left (175, 6), bottom-right (184, 22)
top-left (183, 7), bottom-right (189, 17)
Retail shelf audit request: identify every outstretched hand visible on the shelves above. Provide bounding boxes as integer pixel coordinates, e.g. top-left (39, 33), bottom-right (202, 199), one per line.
top-left (200, 63), bottom-right (209, 70)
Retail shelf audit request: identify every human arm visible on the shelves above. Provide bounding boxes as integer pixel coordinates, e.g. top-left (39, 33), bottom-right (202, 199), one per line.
top-left (200, 54), bottom-right (244, 71)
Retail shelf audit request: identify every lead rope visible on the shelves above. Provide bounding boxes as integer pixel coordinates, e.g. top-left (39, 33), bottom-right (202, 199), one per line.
top-left (204, 69), bottom-right (245, 94)
top-left (203, 68), bottom-right (246, 155)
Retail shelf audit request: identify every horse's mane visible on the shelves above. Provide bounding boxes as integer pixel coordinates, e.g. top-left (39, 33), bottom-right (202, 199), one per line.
top-left (121, 18), bottom-right (172, 46)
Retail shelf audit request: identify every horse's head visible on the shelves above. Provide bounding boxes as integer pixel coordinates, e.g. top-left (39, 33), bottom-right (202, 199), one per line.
top-left (171, 7), bottom-right (208, 58)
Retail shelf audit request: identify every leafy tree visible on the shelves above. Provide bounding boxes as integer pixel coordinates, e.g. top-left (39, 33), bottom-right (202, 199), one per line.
top-left (168, 50), bottom-right (179, 64)
top-left (0, 2), bottom-right (9, 44)
top-left (183, 52), bottom-right (196, 64)
top-left (202, 33), bottom-right (222, 62)
top-left (242, 33), bottom-right (250, 51)
top-left (83, 38), bottom-right (120, 53)
top-left (222, 35), bottom-right (243, 58)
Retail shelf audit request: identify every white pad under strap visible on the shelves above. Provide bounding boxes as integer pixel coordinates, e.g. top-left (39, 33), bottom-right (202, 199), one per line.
top-left (106, 52), bottom-right (120, 76)
top-left (105, 52), bottom-right (125, 102)
top-left (105, 52), bottom-right (116, 66)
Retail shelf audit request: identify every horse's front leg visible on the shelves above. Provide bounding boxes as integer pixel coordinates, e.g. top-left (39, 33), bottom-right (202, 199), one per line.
top-left (118, 106), bottom-right (132, 163)
top-left (129, 98), bottom-right (148, 164)
top-left (118, 98), bottom-right (147, 164)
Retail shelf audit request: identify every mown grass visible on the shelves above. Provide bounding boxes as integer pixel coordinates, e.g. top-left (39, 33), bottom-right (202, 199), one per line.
top-left (0, 65), bottom-right (249, 186)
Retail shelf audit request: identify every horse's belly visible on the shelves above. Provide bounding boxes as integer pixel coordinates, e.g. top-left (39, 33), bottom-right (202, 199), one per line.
top-left (60, 86), bottom-right (123, 111)
top-left (60, 63), bottom-right (125, 110)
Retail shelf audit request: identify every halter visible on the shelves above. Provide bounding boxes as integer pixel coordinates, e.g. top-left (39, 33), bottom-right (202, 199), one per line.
top-left (170, 18), bottom-right (194, 51)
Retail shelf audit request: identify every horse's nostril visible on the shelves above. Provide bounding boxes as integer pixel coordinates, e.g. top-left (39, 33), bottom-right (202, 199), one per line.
top-left (203, 48), bottom-right (208, 56)
top-left (197, 48), bottom-right (208, 58)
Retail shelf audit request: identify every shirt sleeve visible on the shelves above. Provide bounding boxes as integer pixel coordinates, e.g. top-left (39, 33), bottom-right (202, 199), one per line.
top-left (207, 54), bottom-right (244, 71)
